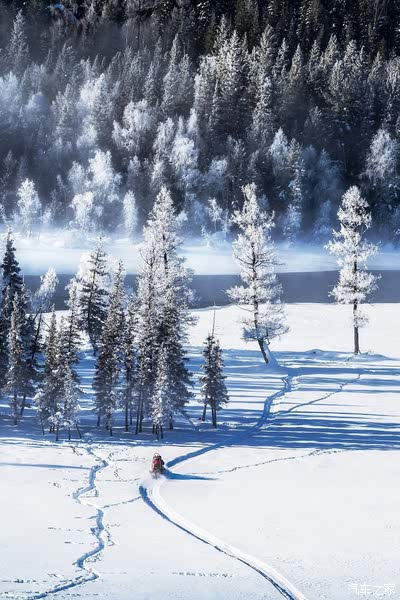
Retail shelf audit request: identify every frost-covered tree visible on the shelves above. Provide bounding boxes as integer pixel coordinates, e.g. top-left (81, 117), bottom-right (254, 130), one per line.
top-left (0, 231), bottom-right (23, 385)
top-left (199, 332), bottom-right (229, 427)
top-left (71, 192), bottom-right (95, 234)
top-left (206, 197), bottom-right (223, 233)
top-left (20, 267), bottom-right (59, 417)
top-left (134, 237), bottom-right (161, 434)
top-left (122, 296), bottom-right (139, 432)
top-left (123, 191), bottom-right (138, 241)
top-left (147, 186), bottom-right (193, 427)
top-left (77, 242), bottom-right (109, 354)
top-left (5, 298), bottom-right (25, 425)
top-left (60, 367), bottom-right (81, 441)
top-left (93, 262), bottom-right (125, 434)
top-left (62, 281), bottom-right (82, 377)
top-left (6, 11), bottom-right (29, 76)
top-left (228, 184), bottom-right (288, 365)
top-left (327, 186), bottom-right (378, 354)
top-left (364, 128), bottom-right (400, 228)
top-left (16, 179), bottom-right (41, 236)
top-left (36, 308), bottom-right (60, 433)
top-left (151, 344), bottom-right (173, 440)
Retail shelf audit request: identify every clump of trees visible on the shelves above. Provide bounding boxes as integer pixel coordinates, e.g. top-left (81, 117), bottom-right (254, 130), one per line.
top-left (0, 182), bottom-right (381, 439)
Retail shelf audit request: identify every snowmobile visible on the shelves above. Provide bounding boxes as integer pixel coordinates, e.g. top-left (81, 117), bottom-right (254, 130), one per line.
top-left (150, 453), bottom-right (165, 478)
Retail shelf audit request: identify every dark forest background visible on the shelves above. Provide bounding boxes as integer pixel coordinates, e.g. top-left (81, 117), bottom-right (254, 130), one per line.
top-left (1, 0), bottom-right (400, 242)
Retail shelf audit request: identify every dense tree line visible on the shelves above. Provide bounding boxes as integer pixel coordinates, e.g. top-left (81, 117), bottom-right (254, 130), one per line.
top-left (0, 1), bottom-right (400, 241)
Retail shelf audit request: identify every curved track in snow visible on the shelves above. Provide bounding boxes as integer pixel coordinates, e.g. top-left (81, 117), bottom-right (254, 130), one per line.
top-left (140, 365), bottom-right (362, 600)
top-left (140, 373), bottom-right (311, 600)
top-left (27, 445), bottom-right (109, 600)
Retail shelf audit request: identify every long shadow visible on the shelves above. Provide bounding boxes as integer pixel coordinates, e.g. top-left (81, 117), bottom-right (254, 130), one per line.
top-left (1, 348), bottom-right (399, 454)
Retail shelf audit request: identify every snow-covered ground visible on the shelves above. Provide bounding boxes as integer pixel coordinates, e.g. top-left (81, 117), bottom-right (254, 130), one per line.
top-left (1, 304), bottom-right (400, 599)
top-left (4, 230), bottom-right (399, 274)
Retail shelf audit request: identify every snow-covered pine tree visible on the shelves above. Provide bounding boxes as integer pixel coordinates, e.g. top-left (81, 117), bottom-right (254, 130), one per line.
top-left (199, 332), bottom-right (229, 427)
top-left (6, 10), bottom-right (29, 76)
top-left (122, 295), bottom-right (139, 432)
top-left (135, 238), bottom-right (161, 434)
top-left (227, 183), bottom-right (288, 365)
top-left (23, 268), bottom-right (59, 417)
top-left (0, 231), bottom-right (24, 391)
top-left (5, 297), bottom-right (25, 425)
top-left (17, 284), bottom-right (38, 418)
top-left (122, 191), bottom-right (138, 241)
top-left (93, 262), bottom-right (125, 435)
top-left (77, 242), bottom-right (109, 354)
top-left (327, 186), bottom-right (378, 354)
top-left (61, 367), bottom-right (81, 441)
top-left (145, 186), bottom-right (193, 428)
top-left (61, 280), bottom-right (82, 378)
top-left (16, 179), bottom-right (42, 237)
top-left (36, 308), bottom-right (61, 434)
top-left (151, 344), bottom-right (173, 440)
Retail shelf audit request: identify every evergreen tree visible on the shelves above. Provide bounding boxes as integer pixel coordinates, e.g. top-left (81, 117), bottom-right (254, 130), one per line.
top-left (6, 10), bottom-right (29, 76)
top-left (62, 281), bottom-right (82, 377)
top-left (199, 332), bottom-right (229, 427)
top-left (0, 231), bottom-right (24, 387)
top-left (36, 308), bottom-right (60, 433)
top-left (93, 262), bottom-right (125, 435)
top-left (122, 295), bottom-right (139, 432)
top-left (327, 186), bottom-right (378, 354)
top-left (147, 186), bottom-right (193, 427)
top-left (60, 367), bottom-right (81, 441)
top-left (77, 242), bottom-right (109, 354)
top-left (228, 183), bottom-right (288, 365)
top-left (16, 179), bottom-right (41, 236)
top-left (151, 344), bottom-right (173, 440)
top-left (5, 297), bottom-right (25, 425)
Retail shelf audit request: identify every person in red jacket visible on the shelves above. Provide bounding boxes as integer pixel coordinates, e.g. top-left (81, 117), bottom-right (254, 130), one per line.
top-left (151, 453), bottom-right (165, 473)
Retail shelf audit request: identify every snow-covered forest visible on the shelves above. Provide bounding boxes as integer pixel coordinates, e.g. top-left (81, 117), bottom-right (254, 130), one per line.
top-left (1, 0), bottom-right (400, 242)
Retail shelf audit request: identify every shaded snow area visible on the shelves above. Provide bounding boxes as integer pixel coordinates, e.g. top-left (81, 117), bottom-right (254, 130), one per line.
top-left (1, 304), bottom-right (400, 600)
top-left (4, 231), bottom-right (399, 275)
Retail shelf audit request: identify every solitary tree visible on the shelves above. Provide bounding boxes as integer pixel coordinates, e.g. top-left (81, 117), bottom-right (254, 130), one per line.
top-left (227, 184), bottom-right (288, 365)
top-left (327, 186), bottom-right (378, 354)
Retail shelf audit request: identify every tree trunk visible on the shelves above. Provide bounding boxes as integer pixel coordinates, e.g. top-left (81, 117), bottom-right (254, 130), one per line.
top-left (202, 403), bottom-right (207, 421)
top-left (20, 393), bottom-right (27, 418)
top-left (135, 386), bottom-right (143, 435)
top-left (160, 424), bottom-right (164, 439)
top-left (68, 427), bottom-right (71, 441)
top-left (76, 423), bottom-right (82, 438)
top-left (56, 425), bottom-right (59, 442)
top-left (353, 304), bottom-right (360, 354)
top-left (125, 400), bottom-right (129, 432)
top-left (353, 260), bottom-right (360, 354)
top-left (97, 411), bottom-right (101, 427)
top-left (257, 338), bottom-right (269, 365)
top-left (40, 416), bottom-right (45, 435)
top-left (169, 414), bottom-right (173, 430)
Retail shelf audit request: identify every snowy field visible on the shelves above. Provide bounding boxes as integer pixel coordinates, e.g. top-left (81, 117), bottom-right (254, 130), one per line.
top-left (1, 304), bottom-right (400, 600)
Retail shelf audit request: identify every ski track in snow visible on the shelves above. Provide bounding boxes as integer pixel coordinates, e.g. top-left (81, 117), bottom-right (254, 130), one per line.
top-left (22, 359), bottom-right (361, 600)
top-left (26, 444), bottom-right (110, 600)
top-left (140, 362), bottom-right (362, 600)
